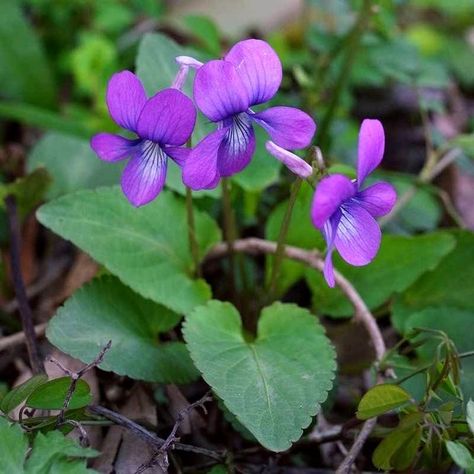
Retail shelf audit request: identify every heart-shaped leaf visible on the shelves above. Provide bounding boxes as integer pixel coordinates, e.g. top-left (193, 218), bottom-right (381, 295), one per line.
top-left (47, 276), bottom-right (199, 383)
top-left (37, 188), bottom-right (221, 314)
top-left (183, 301), bottom-right (336, 451)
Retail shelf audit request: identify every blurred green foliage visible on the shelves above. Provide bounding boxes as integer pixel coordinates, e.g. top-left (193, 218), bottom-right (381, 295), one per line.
top-left (0, 0), bottom-right (473, 469)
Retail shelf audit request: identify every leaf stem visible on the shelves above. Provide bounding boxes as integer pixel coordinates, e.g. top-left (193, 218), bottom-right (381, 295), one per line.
top-left (185, 186), bottom-right (201, 277)
top-left (221, 178), bottom-right (237, 289)
top-left (267, 178), bottom-right (303, 299)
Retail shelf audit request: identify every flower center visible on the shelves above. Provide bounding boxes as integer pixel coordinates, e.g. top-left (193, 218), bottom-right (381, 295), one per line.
top-left (222, 113), bottom-right (252, 157)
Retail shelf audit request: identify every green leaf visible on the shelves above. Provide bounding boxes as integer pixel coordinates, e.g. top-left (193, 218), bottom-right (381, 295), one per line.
top-left (391, 426), bottom-right (422, 470)
top-left (24, 430), bottom-right (97, 473)
top-left (136, 32), bottom-right (199, 95)
top-left (395, 231), bottom-right (474, 328)
top-left (446, 441), bottom-right (474, 471)
top-left (0, 101), bottom-right (93, 138)
top-left (372, 425), bottom-right (420, 471)
top-left (47, 277), bottom-right (198, 383)
top-left (0, 169), bottom-right (51, 217)
top-left (183, 301), bottom-right (336, 451)
top-left (206, 466), bottom-right (227, 474)
top-left (357, 384), bottom-right (411, 420)
top-left (182, 15), bottom-right (221, 56)
top-left (306, 232), bottom-right (455, 318)
top-left (0, 418), bottom-right (97, 474)
top-left (403, 306), bottom-right (474, 401)
top-left (0, 374), bottom-right (48, 414)
top-left (0, 417), bottom-right (28, 472)
top-left (265, 182), bottom-right (324, 294)
top-left (26, 377), bottom-right (92, 410)
top-left (375, 171), bottom-right (442, 234)
top-left (37, 188), bottom-right (221, 314)
top-left (27, 132), bottom-right (122, 199)
top-left (467, 399), bottom-right (474, 436)
top-left (0, 0), bottom-right (55, 107)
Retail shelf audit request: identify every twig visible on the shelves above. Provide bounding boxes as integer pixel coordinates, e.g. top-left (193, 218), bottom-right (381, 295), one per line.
top-left (135, 391), bottom-right (213, 473)
top-left (88, 405), bottom-right (225, 462)
top-left (2, 256), bottom-right (69, 314)
top-left (335, 418), bottom-right (377, 474)
top-left (0, 323), bottom-right (47, 352)
top-left (5, 195), bottom-right (44, 374)
top-left (50, 340), bottom-right (112, 426)
top-left (206, 238), bottom-right (386, 472)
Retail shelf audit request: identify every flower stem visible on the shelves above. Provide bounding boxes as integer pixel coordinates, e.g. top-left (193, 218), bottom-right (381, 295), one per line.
top-left (267, 178), bottom-right (303, 299)
top-left (185, 186), bottom-right (201, 278)
top-left (221, 178), bottom-right (237, 288)
top-left (316, 0), bottom-right (373, 151)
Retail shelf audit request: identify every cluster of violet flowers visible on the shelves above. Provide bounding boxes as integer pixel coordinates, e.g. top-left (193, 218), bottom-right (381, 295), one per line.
top-left (91, 39), bottom-right (396, 287)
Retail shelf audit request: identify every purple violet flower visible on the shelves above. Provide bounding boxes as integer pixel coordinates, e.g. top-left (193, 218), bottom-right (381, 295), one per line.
top-left (311, 119), bottom-right (397, 287)
top-left (181, 39), bottom-right (316, 189)
top-left (91, 71), bottom-right (196, 207)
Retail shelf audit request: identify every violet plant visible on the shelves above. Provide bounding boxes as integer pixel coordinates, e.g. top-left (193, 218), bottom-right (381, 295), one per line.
top-left (2, 5), bottom-right (472, 472)
top-left (30, 31), bottom-right (472, 469)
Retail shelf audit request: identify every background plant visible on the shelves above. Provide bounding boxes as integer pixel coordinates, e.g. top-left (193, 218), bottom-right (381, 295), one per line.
top-left (0, 0), bottom-right (473, 472)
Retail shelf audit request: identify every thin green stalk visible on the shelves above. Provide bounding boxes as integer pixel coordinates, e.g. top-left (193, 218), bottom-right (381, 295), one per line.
top-left (186, 186), bottom-right (201, 278)
top-left (267, 178), bottom-right (303, 299)
top-left (316, 0), bottom-right (373, 151)
top-left (394, 350), bottom-right (474, 386)
top-left (221, 178), bottom-right (237, 288)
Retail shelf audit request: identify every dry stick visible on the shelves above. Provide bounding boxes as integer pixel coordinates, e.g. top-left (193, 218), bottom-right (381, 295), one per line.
top-left (0, 323), bottom-right (47, 352)
top-left (135, 391), bottom-right (213, 473)
top-left (5, 195), bottom-right (45, 375)
top-left (88, 405), bottom-right (225, 462)
top-left (3, 256), bottom-right (69, 314)
top-left (206, 238), bottom-right (386, 473)
top-left (50, 340), bottom-right (112, 426)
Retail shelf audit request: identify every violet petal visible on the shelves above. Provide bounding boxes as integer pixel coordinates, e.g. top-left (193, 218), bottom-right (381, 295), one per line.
top-left (193, 60), bottom-right (249, 122)
top-left (265, 141), bottom-right (312, 178)
top-left (90, 133), bottom-right (137, 162)
top-left (106, 71), bottom-right (147, 132)
top-left (121, 140), bottom-right (168, 207)
top-left (357, 119), bottom-right (385, 187)
top-left (355, 181), bottom-right (397, 217)
top-left (225, 39), bottom-right (282, 106)
top-left (217, 113), bottom-right (256, 177)
top-left (334, 202), bottom-right (381, 266)
top-left (321, 216), bottom-right (340, 288)
top-left (183, 127), bottom-right (228, 190)
top-left (311, 174), bottom-right (356, 229)
top-left (253, 106), bottom-right (316, 149)
top-left (165, 146), bottom-right (191, 167)
top-left (136, 88), bottom-right (196, 146)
